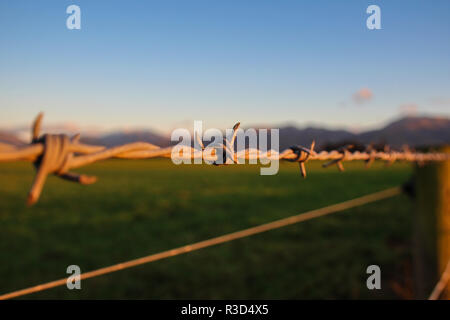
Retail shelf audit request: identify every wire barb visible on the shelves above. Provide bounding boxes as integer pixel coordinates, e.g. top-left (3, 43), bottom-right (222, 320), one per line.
top-left (288, 140), bottom-right (316, 177)
top-left (322, 145), bottom-right (354, 171)
top-left (0, 113), bottom-right (449, 205)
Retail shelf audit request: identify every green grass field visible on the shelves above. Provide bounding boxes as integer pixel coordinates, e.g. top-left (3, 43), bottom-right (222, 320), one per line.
top-left (0, 159), bottom-right (415, 299)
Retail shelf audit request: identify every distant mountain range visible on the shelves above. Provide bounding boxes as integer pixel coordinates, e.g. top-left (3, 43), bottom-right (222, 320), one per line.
top-left (0, 131), bottom-right (27, 147)
top-left (80, 131), bottom-right (170, 149)
top-left (1, 116), bottom-right (449, 151)
top-left (276, 116), bottom-right (450, 150)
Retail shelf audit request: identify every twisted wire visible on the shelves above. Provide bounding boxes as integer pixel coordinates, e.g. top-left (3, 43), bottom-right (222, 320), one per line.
top-left (0, 113), bottom-right (449, 205)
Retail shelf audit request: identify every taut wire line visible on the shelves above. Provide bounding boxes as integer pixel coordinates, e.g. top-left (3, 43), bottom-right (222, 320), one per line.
top-left (0, 186), bottom-right (401, 300)
top-left (0, 113), bottom-right (448, 205)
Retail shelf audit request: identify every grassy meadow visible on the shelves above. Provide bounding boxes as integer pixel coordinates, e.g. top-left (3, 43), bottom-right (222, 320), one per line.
top-left (0, 159), bottom-right (415, 299)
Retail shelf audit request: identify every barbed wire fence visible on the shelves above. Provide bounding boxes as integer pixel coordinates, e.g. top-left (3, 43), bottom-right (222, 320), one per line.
top-left (0, 113), bottom-right (449, 300)
top-left (1, 113), bottom-right (449, 205)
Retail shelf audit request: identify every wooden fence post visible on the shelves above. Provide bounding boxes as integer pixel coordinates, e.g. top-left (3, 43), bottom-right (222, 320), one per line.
top-left (414, 146), bottom-right (450, 299)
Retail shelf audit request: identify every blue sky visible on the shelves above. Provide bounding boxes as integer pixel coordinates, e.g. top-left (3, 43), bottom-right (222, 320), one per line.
top-left (0, 0), bottom-right (449, 134)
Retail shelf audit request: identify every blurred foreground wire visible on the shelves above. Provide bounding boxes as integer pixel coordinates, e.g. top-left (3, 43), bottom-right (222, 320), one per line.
top-left (428, 259), bottom-right (450, 300)
top-left (0, 186), bottom-right (401, 300)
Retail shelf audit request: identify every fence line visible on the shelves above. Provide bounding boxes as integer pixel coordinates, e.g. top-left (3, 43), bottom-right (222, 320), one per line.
top-left (0, 113), bottom-right (449, 205)
top-left (0, 186), bottom-right (402, 300)
top-left (428, 259), bottom-right (450, 300)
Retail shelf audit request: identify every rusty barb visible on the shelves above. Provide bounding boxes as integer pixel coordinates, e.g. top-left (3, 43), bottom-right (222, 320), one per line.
top-left (0, 113), bottom-right (450, 205)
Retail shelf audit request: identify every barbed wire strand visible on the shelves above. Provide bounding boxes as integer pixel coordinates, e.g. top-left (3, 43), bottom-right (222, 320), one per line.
top-left (0, 113), bottom-right (448, 205)
top-left (0, 186), bottom-right (401, 300)
top-left (428, 259), bottom-right (450, 300)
